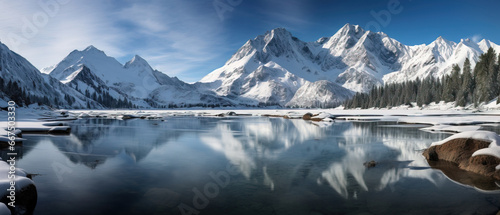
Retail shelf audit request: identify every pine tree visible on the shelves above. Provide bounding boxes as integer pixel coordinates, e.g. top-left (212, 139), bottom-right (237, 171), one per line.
top-left (441, 75), bottom-right (452, 102)
top-left (474, 47), bottom-right (497, 104)
top-left (488, 50), bottom-right (499, 97)
top-left (450, 64), bottom-right (461, 102)
top-left (0, 76), bottom-right (4, 92)
top-left (457, 58), bottom-right (474, 106)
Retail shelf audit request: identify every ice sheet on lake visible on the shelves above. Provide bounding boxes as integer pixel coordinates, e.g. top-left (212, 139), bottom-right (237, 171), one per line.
top-left (421, 125), bottom-right (481, 133)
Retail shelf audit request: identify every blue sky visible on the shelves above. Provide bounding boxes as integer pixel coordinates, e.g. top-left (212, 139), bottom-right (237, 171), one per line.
top-left (0, 0), bottom-right (498, 83)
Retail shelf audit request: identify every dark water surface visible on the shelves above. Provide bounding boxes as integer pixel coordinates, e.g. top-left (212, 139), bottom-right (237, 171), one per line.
top-left (6, 117), bottom-right (500, 215)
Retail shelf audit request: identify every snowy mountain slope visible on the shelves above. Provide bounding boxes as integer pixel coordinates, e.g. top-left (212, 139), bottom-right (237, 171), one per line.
top-left (199, 24), bottom-right (413, 106)
top-left (286, 80), bottom-right (354, 108)
top-left (237, 64), bottom-right (308, 105)
top-left (382, 37), bottom-right (490, 83)
top-left (5, 23), bottom-right (500, 109)
top-left (61, 65), bottom-right (124, 100)
top-left (201, 24), bottom-right (414, 93)
top-left (478, 39), bottom-right (500, 54)
top-left (318, 24), bottom-right (413, 91)
top-left (44, 47), bottom-right (162, 96)
top-left (0, 42), bottom-right (95, 108)
top-left (44, 46), bottom-right (232, 107)
top-left (200, 28), bottom-right (317, 86)
top-left (201, 24), bottom-right (500, 107)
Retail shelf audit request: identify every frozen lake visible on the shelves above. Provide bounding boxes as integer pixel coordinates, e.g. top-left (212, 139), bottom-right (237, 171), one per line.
top-left (6, 117), bottom-right (500, 214)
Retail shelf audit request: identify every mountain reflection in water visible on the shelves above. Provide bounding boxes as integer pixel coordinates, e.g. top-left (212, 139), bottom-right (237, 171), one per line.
top-left (12, 117), bottom-right (500, 215)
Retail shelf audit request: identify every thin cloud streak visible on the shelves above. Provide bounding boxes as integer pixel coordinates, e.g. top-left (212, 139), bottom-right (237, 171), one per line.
top-left (0, 0), bottom-right (227, 82)
top-left (471, 34), bottom-right (483, 43)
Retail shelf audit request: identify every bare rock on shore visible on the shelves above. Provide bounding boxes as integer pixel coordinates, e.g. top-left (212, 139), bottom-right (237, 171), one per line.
top-left (423, 137), bottom-right (500, 180)
top-left (302, 113), bottom-right (313, 120)
top-left (0, 159), bottom-right (37, 215)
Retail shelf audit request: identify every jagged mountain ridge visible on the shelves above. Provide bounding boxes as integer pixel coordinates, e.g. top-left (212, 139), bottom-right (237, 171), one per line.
top-left (43, 46), bottom-right (231, 107)
top-left (200, 24), bottom-right (414, 94)
top-left (0, 42), bottom-right (99, 108)
top-left (3, 23), bottom-right (500, 108)
top-left (200, 24), bottom-right (500, 107)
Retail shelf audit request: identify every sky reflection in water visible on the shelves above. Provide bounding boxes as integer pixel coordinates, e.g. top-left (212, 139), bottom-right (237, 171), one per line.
top-left (9, 117), bottom-right (500, 215)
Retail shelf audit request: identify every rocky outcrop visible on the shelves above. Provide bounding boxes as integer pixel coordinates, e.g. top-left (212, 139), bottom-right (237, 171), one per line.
top-left (423, 138), bottom-right (500, 180)
top-left (0, 183), bottom-right (37, 215)
top-left (302, 113), bottom-right (313, 120)
top-left (0, 160), bottom-right (37, 215)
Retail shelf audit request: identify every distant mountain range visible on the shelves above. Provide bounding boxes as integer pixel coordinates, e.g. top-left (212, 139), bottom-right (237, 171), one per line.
top-left (1, 23), bottom-right (499, 108)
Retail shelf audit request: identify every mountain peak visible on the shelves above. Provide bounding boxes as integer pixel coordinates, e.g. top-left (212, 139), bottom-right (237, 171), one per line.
top-left (477, 39), bottom-right (499, 53)
top-left (131, 55), bottom-right (146, 62)
top-left (76, 45), bottom-right (107, 57)
top-left (435, 36), bottom-right (451, 43)
top-left (341, 23), bottom-right (361, 31)
top-left (246, 27), bottom-right (294, 48)
top-left (478, 39), bottom-right (491, 47)
top-left (334, 23), bottom-right (365, 39)
top-left (83, 45), bottom-right (100, 52)
top-left (124, 55), bottom-right (151, 69)
top-left (270, 27), bottom-right (289, 34)
top-left (431, 36), bottom-right (455, 47)
top-left (266, 27), bottom-right (293, 40)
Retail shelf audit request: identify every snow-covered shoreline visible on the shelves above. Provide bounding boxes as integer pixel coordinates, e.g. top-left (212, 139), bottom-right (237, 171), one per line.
top-left (63, 107), bottom-right (500, 124)
top-left (4, 106), bottom-right (500, 134)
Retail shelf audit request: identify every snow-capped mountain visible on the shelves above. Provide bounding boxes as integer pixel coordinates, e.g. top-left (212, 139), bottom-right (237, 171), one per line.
top-left (383, 37), bottom-right (500, 83)
top-left (0, 42), bottom-right (96, 108)
top-left (44, 46), bottom-right (159, 99)
top-left (201, 24), bottom-right (500, 107)
top-left (199, 24), bottom-right (409, 105)
top-left (200, 24), bottom-right (412, 96)
top-left (3, 23), bottom-right (500, 109)
top-left (43, 46), bottom-right (229, 107)
top-left (199, 28), bottom-right (312, 105)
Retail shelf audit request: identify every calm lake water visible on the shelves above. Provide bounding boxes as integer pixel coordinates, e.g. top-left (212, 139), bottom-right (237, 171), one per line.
top-left (5, 117), bottom-right (500, 215)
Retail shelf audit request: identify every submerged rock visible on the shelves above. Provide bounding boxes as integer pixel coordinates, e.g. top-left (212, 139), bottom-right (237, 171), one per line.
top-left (423, 137), bottom-right (500, 181)
top-left (426, 159), bottom-right (500, 191)
top-left (363, 160), bottom-right (377, 168)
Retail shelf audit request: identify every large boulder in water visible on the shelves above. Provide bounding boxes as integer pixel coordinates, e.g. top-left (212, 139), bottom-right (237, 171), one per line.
top-left (0, 159), bottom-right (37, 215)
top-left (302, 113), bottom-right (313, 120)
top-left (423, 131), bottom-right (500, 180)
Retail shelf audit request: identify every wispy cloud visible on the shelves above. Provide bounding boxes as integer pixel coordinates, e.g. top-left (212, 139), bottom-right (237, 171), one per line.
top-left (0, 1), bottom-right (126, 67)
top-left (471, 34), bottom-right (482, 43)
top-left (256, 0), bottom-right (313, 29)
top-left (0, 0), bottom-right (227, 82)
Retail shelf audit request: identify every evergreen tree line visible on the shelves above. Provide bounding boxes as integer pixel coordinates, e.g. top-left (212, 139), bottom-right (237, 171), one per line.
top-left (0, 77), bottom-right (263, 109)
top-left (0, 77), bottom-right (58, 107)
top-left (0, 76), bottom-right (136, 109)
top-left (344, 47), bottom-right (500, 109)
top-left (83, 88), bottom-right (134, 109)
